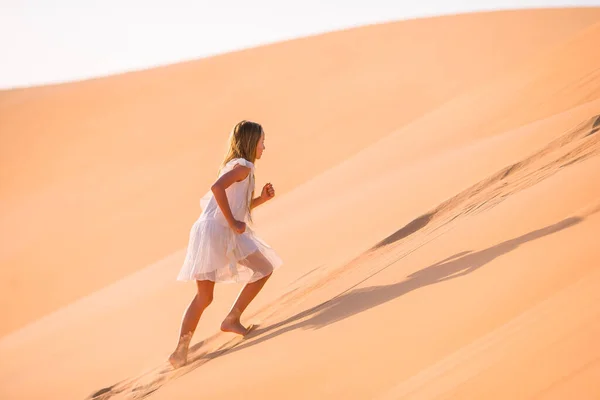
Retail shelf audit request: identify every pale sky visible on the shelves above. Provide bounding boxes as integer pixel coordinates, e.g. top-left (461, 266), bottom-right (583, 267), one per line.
top-left (1, 0), bottom-right (598, 89)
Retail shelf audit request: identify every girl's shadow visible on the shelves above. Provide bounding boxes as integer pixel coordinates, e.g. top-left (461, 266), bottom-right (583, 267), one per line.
top-left (89, 215), bottom-right (589, 398)
top-left (228, 216), bottom-right (583, 353)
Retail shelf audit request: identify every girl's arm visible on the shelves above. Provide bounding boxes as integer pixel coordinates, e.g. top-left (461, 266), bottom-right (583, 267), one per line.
top-left (251, 182), bottom-right (275, 209)
top-left (250, 196), bottom-right (268, 210)
top-left (211, 165), bottom-right (251, 227)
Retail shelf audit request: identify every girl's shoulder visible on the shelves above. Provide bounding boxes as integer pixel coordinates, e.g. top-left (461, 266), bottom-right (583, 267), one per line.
top-left (227, 158), bottom-right (255, 170)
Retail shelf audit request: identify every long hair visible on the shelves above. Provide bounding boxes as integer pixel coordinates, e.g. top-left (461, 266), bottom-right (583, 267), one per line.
top-left (219, 120), bottom-right (263, 222)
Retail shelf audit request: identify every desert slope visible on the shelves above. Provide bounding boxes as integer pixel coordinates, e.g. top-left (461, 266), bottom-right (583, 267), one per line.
top-left (1, 7), bottom-right (600, 400)
top-left (2, 8), bottom-right (600, 336)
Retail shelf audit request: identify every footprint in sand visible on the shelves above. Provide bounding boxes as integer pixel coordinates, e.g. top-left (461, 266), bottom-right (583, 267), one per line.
top-left (87, 324), bottom-right (262, 400)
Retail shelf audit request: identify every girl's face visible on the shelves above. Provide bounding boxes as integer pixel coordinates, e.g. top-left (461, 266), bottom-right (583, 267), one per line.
top-left (255, 132), bottom-right (266, 160)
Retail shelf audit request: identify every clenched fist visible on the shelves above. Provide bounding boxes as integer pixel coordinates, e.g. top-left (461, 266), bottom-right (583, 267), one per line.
top-left (261, 182), bottom-right (275, 201)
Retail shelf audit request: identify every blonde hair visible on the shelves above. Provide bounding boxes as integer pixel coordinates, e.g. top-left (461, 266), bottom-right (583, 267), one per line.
top-left (219, 120), bottom-right (264, 222)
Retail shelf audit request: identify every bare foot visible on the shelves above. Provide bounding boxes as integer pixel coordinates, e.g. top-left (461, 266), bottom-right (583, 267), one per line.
top-left (168, 347), bottom-right (188, 369)
top-left (168, 333), bottom-right (192, 369)
top-left (220, 315), bottom-right (251, 336)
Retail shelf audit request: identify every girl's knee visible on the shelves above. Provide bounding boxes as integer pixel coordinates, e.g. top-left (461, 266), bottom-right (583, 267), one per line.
top-left (256, 262), bottom-right (273, 277)
top-left (255, 266), bottom-right (273, 281)
top-left (196, 291), bottom-right (213, 306)
top-left (241, 252), bottom-right (274, 277)
top-left (195, 280), bottom-right (215, 306)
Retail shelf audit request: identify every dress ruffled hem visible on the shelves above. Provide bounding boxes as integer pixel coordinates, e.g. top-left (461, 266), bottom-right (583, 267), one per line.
top-left (176, 218), bottom-right (283, 283)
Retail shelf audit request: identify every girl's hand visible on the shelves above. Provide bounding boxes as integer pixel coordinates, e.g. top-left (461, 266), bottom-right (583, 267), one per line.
top-left (261, 183), bottom-right (275, 201)
top-left (230, 220), bottom-right (246, 234)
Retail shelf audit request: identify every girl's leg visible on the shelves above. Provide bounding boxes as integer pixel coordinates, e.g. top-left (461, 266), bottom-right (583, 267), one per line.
top-left (169, 280), bottom-right (215, 368)
top-left (221, 252), bottom-right (273, 335)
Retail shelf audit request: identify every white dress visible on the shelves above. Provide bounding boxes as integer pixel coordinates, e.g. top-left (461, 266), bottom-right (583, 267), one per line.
top-left (177, 158), bottom-right (283, 283)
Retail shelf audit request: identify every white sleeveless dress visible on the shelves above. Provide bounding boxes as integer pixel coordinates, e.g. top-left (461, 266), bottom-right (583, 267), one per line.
top-left (177, 158), bottom-right (283, 283)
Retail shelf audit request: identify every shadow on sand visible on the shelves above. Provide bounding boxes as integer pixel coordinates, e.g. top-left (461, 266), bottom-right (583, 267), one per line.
top-left (220, 216), bottom-right (584, 356)
top-left (89, 215), bottom-right (588, 399)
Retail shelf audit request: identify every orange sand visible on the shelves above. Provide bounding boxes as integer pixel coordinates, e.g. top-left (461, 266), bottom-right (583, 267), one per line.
top-left (1, 7), bottom-right (599, 400)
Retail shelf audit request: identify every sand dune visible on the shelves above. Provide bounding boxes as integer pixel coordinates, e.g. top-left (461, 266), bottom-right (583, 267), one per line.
top-left (2, 7), bottom-right (600, 336)
top-left (1, 7), bottom-right (600, 400)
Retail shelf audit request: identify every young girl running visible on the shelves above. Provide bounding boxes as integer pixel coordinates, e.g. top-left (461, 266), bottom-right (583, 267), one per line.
top-left (169, 120), bottom-right (283, 368)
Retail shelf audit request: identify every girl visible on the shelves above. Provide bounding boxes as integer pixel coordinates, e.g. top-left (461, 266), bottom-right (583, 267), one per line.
top-left (169, 120), bottom-right (283, 368)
